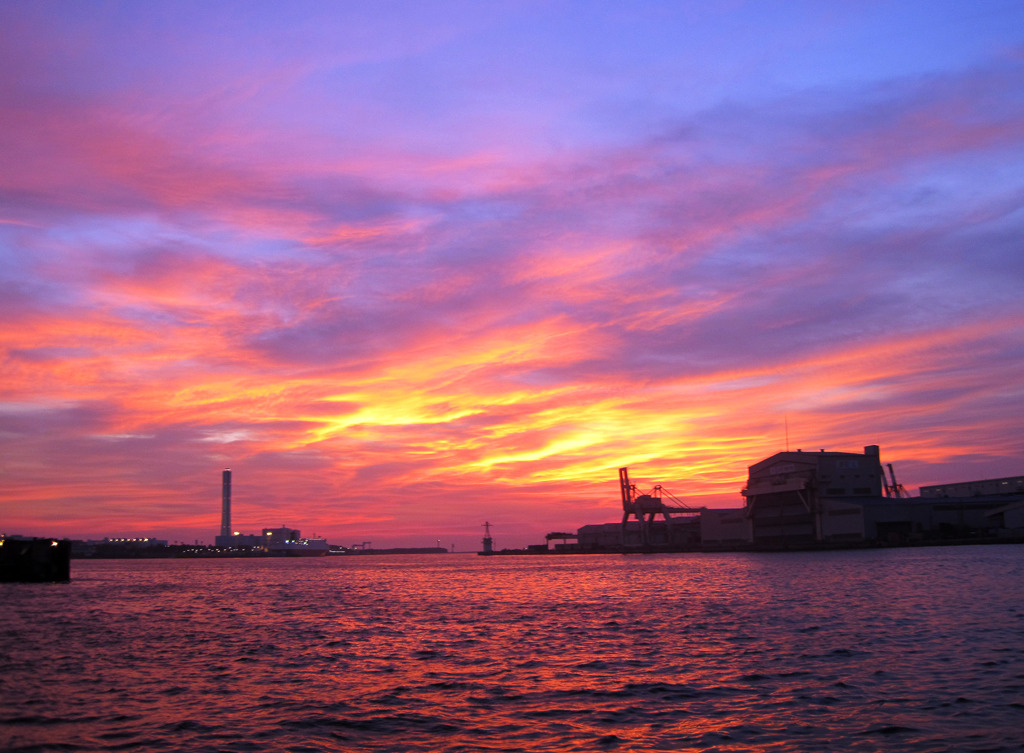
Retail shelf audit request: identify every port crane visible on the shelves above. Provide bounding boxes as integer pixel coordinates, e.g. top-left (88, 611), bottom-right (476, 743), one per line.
top-left (884, 463), bottom-right (909, 498)
top-left (619, 467), bottom-right (703, 549)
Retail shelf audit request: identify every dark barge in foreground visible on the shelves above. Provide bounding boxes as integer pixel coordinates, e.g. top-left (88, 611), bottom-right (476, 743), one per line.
top-left (0, 537), bottom-right (71, 582)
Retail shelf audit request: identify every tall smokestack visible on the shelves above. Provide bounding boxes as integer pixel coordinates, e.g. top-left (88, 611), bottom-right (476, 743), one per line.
top-left (220, 469), bottom-right (232, 538)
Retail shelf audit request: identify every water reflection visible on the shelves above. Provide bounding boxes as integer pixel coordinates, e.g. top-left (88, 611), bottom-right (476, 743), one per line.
top-left (2, 548), bottom-right (1022, 751)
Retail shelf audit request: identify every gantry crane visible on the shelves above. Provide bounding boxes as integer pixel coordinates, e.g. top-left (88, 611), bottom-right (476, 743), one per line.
top-left (619, 467), bottom-right (703, 549)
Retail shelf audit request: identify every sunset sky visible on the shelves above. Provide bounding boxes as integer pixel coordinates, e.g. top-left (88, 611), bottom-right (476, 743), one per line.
top-left (2, 1), bottom-right (1023, 549)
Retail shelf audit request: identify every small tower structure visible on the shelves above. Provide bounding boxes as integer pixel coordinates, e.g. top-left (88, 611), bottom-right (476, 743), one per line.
top-left (220, 469), bottom-right (232, 539)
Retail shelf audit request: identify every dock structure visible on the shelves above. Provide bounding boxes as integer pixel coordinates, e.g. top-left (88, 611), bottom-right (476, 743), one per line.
top-left (539, 447), bottom-right (1024, 554)
top-left (0, 538), bottom-right (71, 582)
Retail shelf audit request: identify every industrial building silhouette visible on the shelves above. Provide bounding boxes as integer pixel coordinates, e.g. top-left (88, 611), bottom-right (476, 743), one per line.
top-left (559, 445), bottom-right (1024, 552)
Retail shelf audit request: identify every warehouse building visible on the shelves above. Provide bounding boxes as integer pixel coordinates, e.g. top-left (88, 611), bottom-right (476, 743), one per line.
top-left (575, 517), bottom-right (701, 551)
top-left (741, 445), bottom-right (885, 547)
top-left (920, 475), bottom-right (1024, 498)
top-left (699, 508), bottom-right (754, 549)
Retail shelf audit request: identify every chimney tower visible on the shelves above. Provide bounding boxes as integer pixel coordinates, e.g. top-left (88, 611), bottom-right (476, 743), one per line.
top-left (220, 469), bottom-right (232, 538)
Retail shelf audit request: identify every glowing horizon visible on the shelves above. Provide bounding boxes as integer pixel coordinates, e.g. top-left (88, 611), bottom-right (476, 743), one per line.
top-left (2, 2), bottom-right (1023, 548)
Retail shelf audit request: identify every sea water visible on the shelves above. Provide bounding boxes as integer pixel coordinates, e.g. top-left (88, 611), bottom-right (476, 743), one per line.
top-left (2, 546), bottom-right (1023, 752)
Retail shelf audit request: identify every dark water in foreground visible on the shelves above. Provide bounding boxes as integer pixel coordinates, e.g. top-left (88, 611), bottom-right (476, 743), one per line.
top-left (2, 547), bottom-right (1023, 753)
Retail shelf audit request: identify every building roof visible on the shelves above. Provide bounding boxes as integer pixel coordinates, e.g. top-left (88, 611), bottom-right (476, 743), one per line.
top-left (748, 447), bottom-right (876, 475)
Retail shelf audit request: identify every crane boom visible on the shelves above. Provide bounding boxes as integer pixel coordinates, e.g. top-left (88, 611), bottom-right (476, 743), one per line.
top-left (619, 467), bottom-right (634, 510)
top-left (886, 463), bottom-right (908, 498)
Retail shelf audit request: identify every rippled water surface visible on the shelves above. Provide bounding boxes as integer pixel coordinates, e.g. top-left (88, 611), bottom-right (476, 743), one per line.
top-left (3, 546), bottom-right (1024, 752)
